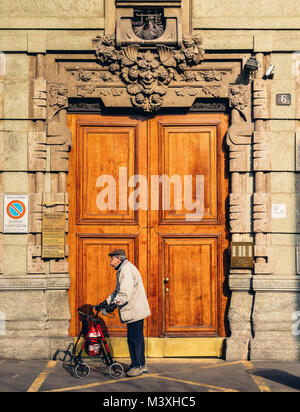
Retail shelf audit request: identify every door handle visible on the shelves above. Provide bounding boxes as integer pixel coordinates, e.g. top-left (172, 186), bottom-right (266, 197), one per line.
top-left (165, 288), bottom-right (169, 293)
top-left (164, 277), bottom-right (169, 283)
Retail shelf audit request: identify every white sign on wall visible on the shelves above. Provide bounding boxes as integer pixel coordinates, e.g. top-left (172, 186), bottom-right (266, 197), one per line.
top-left (271, 203), bottom-right (286, 219)
top-left (3, 194), bottom-right (29, 233)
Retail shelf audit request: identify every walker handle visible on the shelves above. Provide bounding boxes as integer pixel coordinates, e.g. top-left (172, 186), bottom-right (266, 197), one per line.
top-left (78, 309), bottom-right (115, 320)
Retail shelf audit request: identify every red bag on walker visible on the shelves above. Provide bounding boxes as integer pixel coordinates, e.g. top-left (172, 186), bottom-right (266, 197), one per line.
top-left (85, 324), bottom-right (101, 356)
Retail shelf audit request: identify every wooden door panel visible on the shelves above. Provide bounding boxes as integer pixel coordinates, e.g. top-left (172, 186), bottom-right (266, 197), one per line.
top-left (163, 237), bottom-right (218, 336)
top-left (158, 124), bottom-right (218, 223)
top-left (77, 236), bottom-right (135, 335)
top-left (77, 124), bottom-right (136, 224)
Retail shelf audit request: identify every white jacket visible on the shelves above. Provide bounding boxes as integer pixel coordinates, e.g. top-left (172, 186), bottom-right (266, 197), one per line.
top-left (106, 260), bottom-right (151, 324)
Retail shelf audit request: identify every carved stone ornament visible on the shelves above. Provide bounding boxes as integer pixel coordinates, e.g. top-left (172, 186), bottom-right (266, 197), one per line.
top-left (93, 34), bottom-right (205, 112)
top-left (115, 0), bottom-right (182, 47)
top-left (132, 9), bottom-right (166, 40)
top-left (47, 83), bottom-right (68, 119)
top-left (229, 84), bottom-right (251, 121)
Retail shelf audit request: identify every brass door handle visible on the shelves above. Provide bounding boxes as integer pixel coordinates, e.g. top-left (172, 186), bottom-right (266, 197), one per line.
top-left (165, 288), bottom-right (169, 292)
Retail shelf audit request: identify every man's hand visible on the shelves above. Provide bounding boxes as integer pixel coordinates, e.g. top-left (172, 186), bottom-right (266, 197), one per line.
top-left (105, 303), bottom-right (117, 313)
top-left (94, 300), bottom-right (107, 312)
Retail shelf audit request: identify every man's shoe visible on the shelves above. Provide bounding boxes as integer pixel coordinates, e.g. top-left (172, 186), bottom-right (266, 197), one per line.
top-left (126, 367), bottom-right (143, 377)
top-left (140, 365), bottom-right (148, 374)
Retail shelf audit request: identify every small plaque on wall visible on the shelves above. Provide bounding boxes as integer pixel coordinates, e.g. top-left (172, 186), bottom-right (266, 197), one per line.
top-left (276, 94), bottom-right (291, 106)
top-left (231, 242), bottom-right (254, 269)
top-left (42, 213), bottom-right (65, 258)
top-left (271, 204), bottom-right (286, 219)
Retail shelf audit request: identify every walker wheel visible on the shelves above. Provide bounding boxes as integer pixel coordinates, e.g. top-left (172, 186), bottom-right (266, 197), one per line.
top-left (74, 362), bottom-right (90, 379)
top-left (108, 362), bottom-right (124, 379)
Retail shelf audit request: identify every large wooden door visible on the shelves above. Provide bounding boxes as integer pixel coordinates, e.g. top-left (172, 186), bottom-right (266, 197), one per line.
top-left (67, 113), bottom-right (228, 342)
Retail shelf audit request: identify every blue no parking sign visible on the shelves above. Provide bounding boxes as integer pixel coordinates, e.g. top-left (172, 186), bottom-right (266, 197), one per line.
top-left (3, 194), bottom-right (29, 233)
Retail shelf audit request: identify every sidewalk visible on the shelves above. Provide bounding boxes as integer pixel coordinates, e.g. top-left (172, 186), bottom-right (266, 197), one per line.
top-left (0, 358), bottom-right (299, 393)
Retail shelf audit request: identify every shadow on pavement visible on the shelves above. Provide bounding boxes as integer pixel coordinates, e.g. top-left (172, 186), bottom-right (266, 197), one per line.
top-left (252, 369), bottom-right (300, 391)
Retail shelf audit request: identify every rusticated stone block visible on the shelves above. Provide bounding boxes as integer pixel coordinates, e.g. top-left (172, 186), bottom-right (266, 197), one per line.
top-left (228, 145), bottom-right (250, 172)
top-left (0, 288), bottom-right (72, 359)
top-left (4, 245), bottom-right (27, 276)
top-left (253, 79), bottom-right (269, 120)
top-left (3, 131), bottom-right (27, 171)
top-left (250, 285), bottom-right (300, 360)
top-left (47, 121), bottom-right (72, 172)
top-left (253, 131), bottom-right (272, 171)
top-left (27, 245), bottom-right (46, 274)
top-left (226, 274), bottom-right (254, 360)
top-left (230, 193), bottom-right (251, 233)
top-left (226, 122), bottom-right (253, 172)
top-left (29, 79), bottom-right (47, 119)
top-left (254, 245), bottom-right (273, 274)
top-left (4, 81), bottom-right (29, 119)
top-left (49, 259), bottom-right (69, 274)
top-left (27, 34), bottom-right (46, 54)
top-left (253, 192), bottom-right (271, 232)
top-left (29, 193), bottom-right (43, 233)
top-left (28, 132), bottom-right (47, 172)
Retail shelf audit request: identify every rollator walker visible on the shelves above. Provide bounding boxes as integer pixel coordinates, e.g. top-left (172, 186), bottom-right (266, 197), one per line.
top-left (58, 306), bottom-right (124, 379)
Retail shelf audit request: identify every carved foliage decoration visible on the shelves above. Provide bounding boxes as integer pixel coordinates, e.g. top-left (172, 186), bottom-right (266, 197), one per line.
top-left (229, 84), bottom-right (251, 121)
top-left (48, 83), bottom-right (68, 119)
top-left (93, 34), bottom-right (205, 112)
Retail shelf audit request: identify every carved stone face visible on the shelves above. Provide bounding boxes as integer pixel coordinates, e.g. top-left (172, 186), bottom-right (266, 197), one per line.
top-left (139, 67), bottom-right (159, 89)
top-left (137, 51), bottom-right (160, 90)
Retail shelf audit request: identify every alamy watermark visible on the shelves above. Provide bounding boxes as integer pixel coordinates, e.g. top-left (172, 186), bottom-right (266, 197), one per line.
top-left (95, 167), bottom-right (205, 221)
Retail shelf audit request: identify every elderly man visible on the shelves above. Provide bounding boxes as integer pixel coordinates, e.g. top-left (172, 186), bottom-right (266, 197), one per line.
top-left (95, 249), bottom-right (151, 377)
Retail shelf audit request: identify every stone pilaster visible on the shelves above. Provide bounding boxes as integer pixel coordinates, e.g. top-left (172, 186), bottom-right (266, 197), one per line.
top-left (226, 274), bottom-right (254, 360)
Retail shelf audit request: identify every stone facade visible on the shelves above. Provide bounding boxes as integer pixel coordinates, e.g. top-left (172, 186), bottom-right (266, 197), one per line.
top-left (0, 0), bottom-right (300, 360)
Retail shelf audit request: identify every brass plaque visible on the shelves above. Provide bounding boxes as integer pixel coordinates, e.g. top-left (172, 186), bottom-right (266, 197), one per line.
top-left (42, 213), bottom-right (65, 259)
top-left (231, 242), bottom-right (254, 269)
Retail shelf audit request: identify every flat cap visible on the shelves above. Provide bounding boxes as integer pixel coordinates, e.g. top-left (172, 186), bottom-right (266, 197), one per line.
top-left (108, 248), bottom-right (127, 257)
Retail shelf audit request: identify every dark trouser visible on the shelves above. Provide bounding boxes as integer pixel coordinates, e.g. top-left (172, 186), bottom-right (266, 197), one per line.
top-left (127, 319), bottom-right (145, 368)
